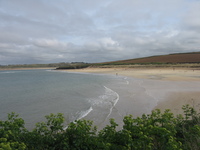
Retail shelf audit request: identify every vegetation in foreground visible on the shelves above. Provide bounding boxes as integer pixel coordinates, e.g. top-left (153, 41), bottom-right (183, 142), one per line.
top-left (0, 105), bottom-right (200, 150)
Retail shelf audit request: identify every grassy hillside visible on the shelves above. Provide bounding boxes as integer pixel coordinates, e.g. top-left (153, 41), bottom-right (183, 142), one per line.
top-left (2, 52), bottom-right (200, 70)
top-left (97, 52), bottom-right (200, 65)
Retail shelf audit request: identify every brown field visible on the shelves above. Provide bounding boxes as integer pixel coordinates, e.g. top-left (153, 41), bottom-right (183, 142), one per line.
top-left (101, 52), bottom-right (200, 64)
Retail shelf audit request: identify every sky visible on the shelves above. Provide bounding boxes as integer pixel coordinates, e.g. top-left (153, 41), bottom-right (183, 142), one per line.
top-left (0, 0), bottom-right (200, 65)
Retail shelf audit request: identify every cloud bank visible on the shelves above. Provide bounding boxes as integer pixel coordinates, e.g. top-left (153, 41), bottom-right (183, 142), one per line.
top-left (0, 0), bottom-right (200, 64)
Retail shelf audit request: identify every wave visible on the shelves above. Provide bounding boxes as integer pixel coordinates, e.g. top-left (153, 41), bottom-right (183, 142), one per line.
top-left (63, 106), bottom-right (93, 130)
top-left (103, 86), bottom-right (119, 119)
top-left (76, 106), bottom-right (93, 121)
top-left (0, 71), bottom-right (16, 74)
top-left (64, 86), bottom-right (119, 130)
top-left (83, 85), bottom-right (120, 126)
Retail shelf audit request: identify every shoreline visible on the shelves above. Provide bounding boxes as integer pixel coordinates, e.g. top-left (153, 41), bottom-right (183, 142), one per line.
top-left (154, 91), bottom-right (200, 115)
top-left (0, 67), bottom-right (56, 70)
top-left (65, 67), bottom-right (200, 119)
top-left (64, 67), bottom-right (200, 81)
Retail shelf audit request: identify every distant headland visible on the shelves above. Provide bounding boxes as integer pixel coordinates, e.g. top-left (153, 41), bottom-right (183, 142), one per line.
top-left (1, 52), bottom-right (200, 70)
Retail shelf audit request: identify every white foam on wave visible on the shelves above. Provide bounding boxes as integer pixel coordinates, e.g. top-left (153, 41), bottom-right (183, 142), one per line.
top-left (122, 77), bottom-right (129, 85)
top-left (85, 85), bottom-right (120, 125)
top-left (63, 106), bottom-right (93, 130)
top-left (103, 86), bottom-right (119, 119)
top-left (0, 71), bottom-right (16, 74)
top-left (76, 106), bottom-right (93, 121)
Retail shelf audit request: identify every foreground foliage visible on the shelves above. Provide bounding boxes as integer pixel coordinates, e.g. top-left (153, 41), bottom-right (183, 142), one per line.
top-left (0, 105), bottom-right (199, 150)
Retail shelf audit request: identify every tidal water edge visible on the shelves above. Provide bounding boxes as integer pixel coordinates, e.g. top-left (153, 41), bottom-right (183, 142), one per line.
top-left (1, 69), bottom-right (199, 130)
top-left (0, 69), bottom-right (121, 129)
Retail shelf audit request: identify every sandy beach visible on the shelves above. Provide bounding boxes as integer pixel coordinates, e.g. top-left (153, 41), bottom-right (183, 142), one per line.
top-left (66, 67), bottom-right (200, 81)
top-left (66, 67), bottom-right (200, 121)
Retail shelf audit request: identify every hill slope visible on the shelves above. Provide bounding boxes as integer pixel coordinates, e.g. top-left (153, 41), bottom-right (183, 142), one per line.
top-left (100, 52), bottom-right (200, 65)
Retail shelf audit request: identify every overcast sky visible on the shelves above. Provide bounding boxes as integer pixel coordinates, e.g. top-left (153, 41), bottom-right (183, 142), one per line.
top-left (0, 0), bottom-right (200, 65)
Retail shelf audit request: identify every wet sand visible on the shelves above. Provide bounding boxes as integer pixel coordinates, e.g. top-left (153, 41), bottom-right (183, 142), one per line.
top-left (154, 92), bottom-right (200, 115)
top-left (67, 67), bottom-right (200, 101)
top-left (66, 67), bottom-right (200, 128)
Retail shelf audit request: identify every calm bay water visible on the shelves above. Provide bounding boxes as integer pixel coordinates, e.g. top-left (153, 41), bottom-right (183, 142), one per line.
top-left (0, 69), bottom-right (120, 129)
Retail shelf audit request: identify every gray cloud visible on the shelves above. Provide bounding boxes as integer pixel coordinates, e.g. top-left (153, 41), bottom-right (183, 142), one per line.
top-left (0, 0), bottom-right (200, 65)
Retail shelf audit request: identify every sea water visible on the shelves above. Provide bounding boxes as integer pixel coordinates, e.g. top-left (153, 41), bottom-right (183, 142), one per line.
top-left (0, 69), bottom-right (120, 129)
top-left (2, 69), bottom-right (199, 130)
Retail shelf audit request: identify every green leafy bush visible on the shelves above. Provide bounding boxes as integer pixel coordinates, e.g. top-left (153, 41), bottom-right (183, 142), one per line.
top-left (0, 105), bottom-right (199, 149)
